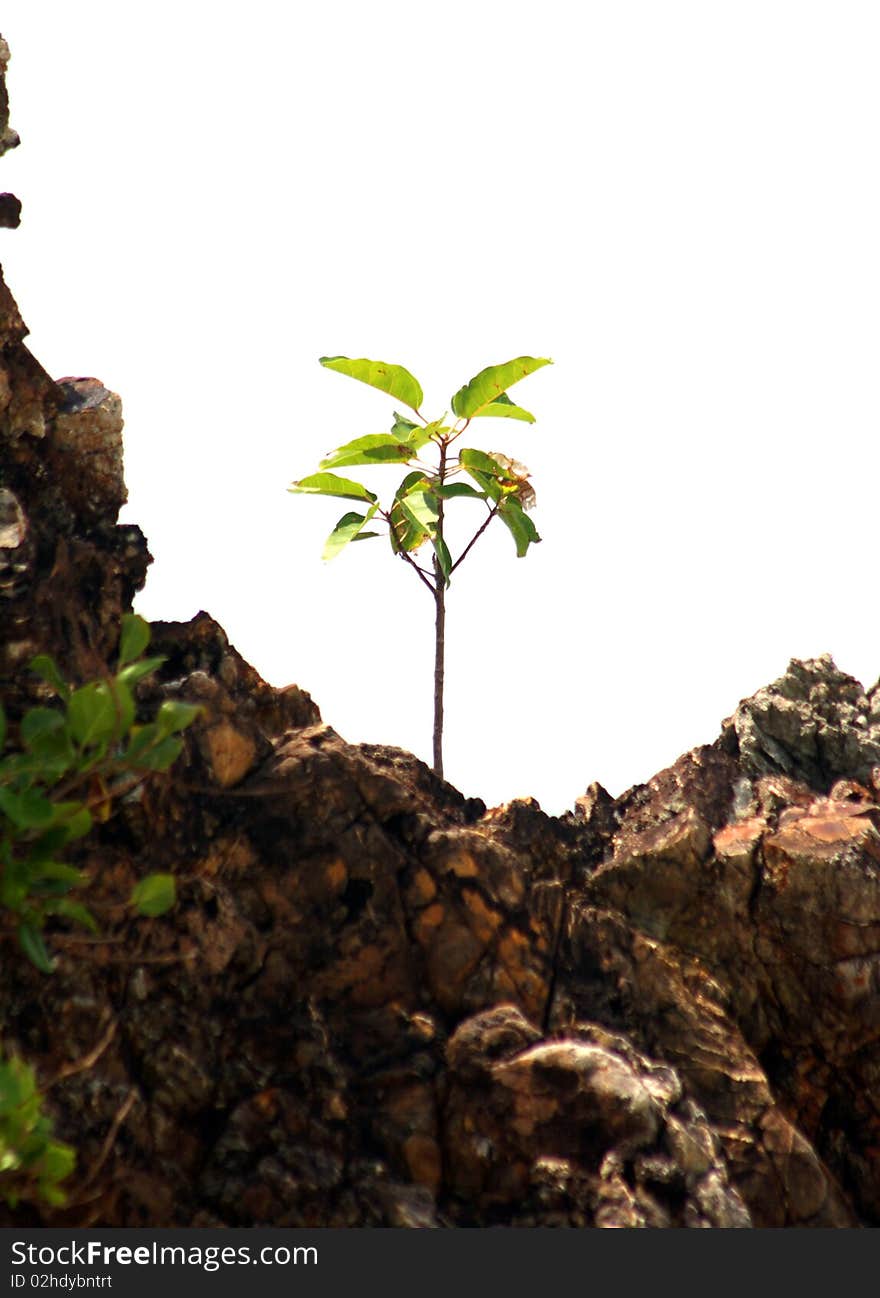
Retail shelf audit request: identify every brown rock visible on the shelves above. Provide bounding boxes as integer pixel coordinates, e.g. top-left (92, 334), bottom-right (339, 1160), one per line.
top-left (444, 1006), bottom-right (750, 1226)
top-left (51, 378), bottom-right (127, 524)
top-left (200, 721), bottom-right (258, 788)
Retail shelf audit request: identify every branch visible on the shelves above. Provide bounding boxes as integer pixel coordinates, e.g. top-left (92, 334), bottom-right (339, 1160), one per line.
top-left (398, 546), bottom-right (437, 596)
top-left (74, 1086), bottom-right (138, 1195)
top-left (449, 503), bottom-right (499, 575)
top-left (50, 755), bottom-right (143, 807)
top-left (44, 1015), bottom-right (117, 1091)
top-left (379, 506), bottom-right (437, 596)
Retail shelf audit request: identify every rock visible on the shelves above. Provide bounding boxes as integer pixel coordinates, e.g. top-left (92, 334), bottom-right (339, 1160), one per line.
top-left (573, 780), bottom-right (618, 838)
top-left (0, 193), bottom-right (20, 227)
top-left (443, 1006), bottom-right (750, 1226)
top-left (0, 36), bottom-right (19, 158)
top-left (0, 486), bottom-right (30, 599)
top-left (731, 654), bottom-right (880, 789)
top-left (52, 378), bottom-right (127, 524)
top-left (590, 806), bottom-right (713, 941)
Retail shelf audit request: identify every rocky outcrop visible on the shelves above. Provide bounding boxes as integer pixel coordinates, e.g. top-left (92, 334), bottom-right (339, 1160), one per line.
top-left (3, 35), bottom-right (880, 1227)
top-left (730, 655), bottom-right (880, 789)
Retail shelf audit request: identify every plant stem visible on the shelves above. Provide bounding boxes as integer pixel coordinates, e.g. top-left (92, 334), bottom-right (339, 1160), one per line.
top-left (450, 501), bottom-right (499, 575)
top-left (433, 576), bottom-right (445, 779)
top-left (432, 438), bottom-right (448, 778)
top-left (380, 509), bottom-right (436, 596)
top-left (398, 547), bottom-right (436, 596)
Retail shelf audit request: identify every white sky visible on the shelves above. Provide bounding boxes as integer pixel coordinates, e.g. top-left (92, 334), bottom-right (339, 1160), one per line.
top-left (2, 2), bottom-right (878, 814)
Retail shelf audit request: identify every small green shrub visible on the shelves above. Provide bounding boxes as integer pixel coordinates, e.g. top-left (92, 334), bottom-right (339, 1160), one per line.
top-left (0, 613), bottom-right (199, 1208)
top-left (0, 614), bottom-right (197, 972)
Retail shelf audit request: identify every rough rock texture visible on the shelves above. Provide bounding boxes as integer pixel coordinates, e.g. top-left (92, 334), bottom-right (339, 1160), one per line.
top-left (730, 654), bottom-right (880, 789)
top-left (0, 36), bottom-right (20, 231)
top-left (3, 36), bottom-right (880, 1227)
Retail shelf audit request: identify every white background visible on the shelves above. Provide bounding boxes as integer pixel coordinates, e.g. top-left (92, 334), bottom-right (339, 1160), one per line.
top-left (2, 2), bottom-right (878, 812)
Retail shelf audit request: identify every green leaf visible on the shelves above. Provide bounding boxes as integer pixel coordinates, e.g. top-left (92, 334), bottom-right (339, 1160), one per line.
top-left (0, 1057), bottom-right (35, 1112)
top-left (458, 448), bottom-right (509, 478)
top-left (18, 924), bottom-right (54, 974)
top-left (394, 470), bottom-right (428, 497)
top-left (37, 1141), bottom-right (76, 1184)
top-left (22, 827), bottom-right (68, 863)
top-left (458, 448), bottom-right (536, 506)
top-left (29, 655), bottom-right (70, 703)
top-left (320, 356), bottom-right (424, 413)
top-left (130, 873), bottom-right (176, 917)
top-left (19, 709), bottom-right (75, 776)
top-left (28, 862), bottom-right (84, 890)
top-left (118, 614), bottom-right (151, 667)
top-left (123, 726), bottom-right (159, 764)
top-left (67, 683), bottom-right (119, 748)
top-left (451, 357), bottom-right (552, 418)
top-left (432, 534), bottom-right (452, 587)
top-left (323, 511), bottom-right (365, 559)
top-left (0, 788), bottom-right (56, 831)
top-left (117, 655), bottom-right (166, 689)
top-left (399, 491), bottom-right (439, 535)
top-left (421, 418), bottom-right (450, 440)
top-left (389, 507), bottom-right (427, 554)
top-left (322, 505), bottom-right (380, 561)
top-left (389, 472), bottom-right (432, 554)
top-left (155, 701), bottom-right (201, 737)
top-left (434, 482), bottom-right (486, 500)
top-left (460, 467), bottom-right (502, 504)
top-left (288, 472), bottom-right (377, 503)
top-left (130, 735), bottom-right (183, 772)
top-left (319, 431), bottom-right (428, 470)
top-left (391, 412), bottom-right (418, 436)
top-left (42, 899), bottom-right (98, 933)
top-left (20, 709), bottom-right (65, 746)
top-left (497, 497), bottom-right (542, 557)
top-left (111, 680), bottom-right (135, 735)
top-left (0, 751), bottom-right (50, 784)
top-left (472, 392), bottom-right (536, 423)
top-left (50, 804), bottom-right (93, 842)
top-left (74, 741), bottom-right (110, 776)
top-left (0, 874), bottom-right (28, 913)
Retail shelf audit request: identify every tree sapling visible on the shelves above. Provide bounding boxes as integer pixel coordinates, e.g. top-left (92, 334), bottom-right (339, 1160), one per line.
top-left (289, 355), bottom-right (551, 779)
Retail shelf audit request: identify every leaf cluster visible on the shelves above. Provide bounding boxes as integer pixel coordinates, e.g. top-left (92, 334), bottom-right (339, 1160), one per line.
top-left (0, 614), bottom-right (200, 1209)
top-left (290, 355), bottom-right (551, 585)
top-left (0, 1054), bottom-right (75, 1208)
top-left (0, 614), bottom-right (198, 971)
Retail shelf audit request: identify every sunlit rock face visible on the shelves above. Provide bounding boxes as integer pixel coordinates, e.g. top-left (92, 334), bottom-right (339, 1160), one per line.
top-left (3, 31), bottom-right (880, 1228)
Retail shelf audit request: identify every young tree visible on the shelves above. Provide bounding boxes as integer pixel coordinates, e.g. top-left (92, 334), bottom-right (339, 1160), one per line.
top-left (289, 355), bottom-right (551, 779)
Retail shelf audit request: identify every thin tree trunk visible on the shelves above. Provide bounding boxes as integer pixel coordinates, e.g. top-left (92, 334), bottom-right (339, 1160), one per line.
top-left (433, 578), bottom-right (445, 778)
top-left (432, 439), bottom-right (448, 779)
